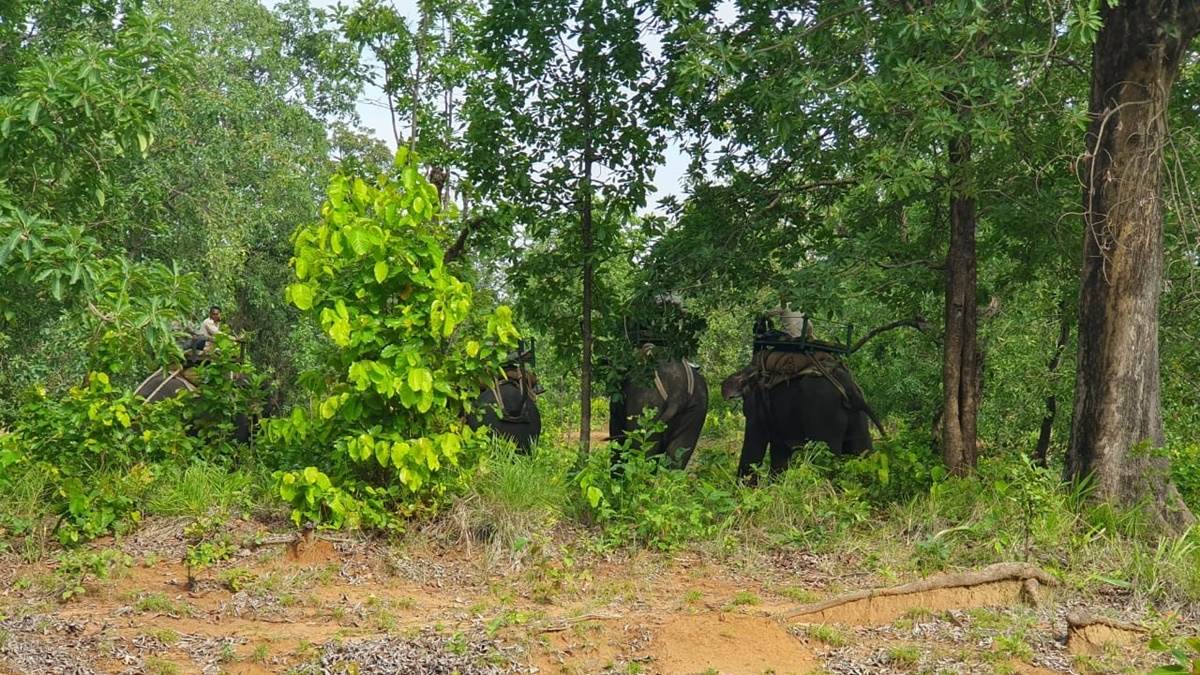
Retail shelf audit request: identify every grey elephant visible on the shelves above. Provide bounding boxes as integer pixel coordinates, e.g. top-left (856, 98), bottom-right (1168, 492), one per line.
top-left (468, 367), bottom-right (542, 452)
top-left (135, 363), bottom-right (267, 444)
top-left (609, 350), bottom-right (708, 470)
top-left (721, 350), bottom-right (882, 480)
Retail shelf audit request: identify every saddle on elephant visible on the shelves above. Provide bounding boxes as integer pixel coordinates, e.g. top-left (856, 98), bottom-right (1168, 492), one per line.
top-left (749, 349), bottom-right (861, 410)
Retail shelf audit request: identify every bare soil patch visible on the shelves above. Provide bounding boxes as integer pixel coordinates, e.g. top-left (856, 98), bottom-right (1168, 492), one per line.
top-left (0, 523), bottom-right (1178, 674)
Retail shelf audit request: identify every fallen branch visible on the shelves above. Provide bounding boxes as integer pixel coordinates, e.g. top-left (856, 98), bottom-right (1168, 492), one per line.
top-left (537, 613), bottom-right (623, 633)
top-left (1066, 612), bottom-right (1147, 634)
top-left (779, 562), bottom-right (1057, 620)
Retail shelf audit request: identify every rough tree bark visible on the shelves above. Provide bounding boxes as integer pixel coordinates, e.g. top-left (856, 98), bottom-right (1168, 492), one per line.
top-left (1068, 0), bottom-right (1199, 530)
top-left (942, 127), bottom-right (980, 476)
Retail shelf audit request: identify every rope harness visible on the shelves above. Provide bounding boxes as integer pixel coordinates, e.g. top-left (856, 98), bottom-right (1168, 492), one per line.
top-left (136, 366), bottom-right (197, 402)
top-left (653, 359), bottom-right (695, 402)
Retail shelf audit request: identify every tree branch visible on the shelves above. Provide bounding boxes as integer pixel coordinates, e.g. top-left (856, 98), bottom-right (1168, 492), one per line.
top-left (442, 216), bottom-right (486, 264)
top-left (850, 316), bottom-right (930, 353)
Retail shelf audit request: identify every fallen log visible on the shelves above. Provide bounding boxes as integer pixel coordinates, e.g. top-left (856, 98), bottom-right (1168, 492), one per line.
top-left (780, 562), bottom-right (1057, 622)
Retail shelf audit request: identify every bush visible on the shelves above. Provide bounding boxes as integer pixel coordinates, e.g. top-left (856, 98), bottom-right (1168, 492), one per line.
top-left (0, 372), bottom-right (196, 544)
top-left (576, 413), bottom-right (732, 550)
top-left (1170, 442), bottom-right (1200, 512)
top-left (263, 154), bottom-right (520, 529)
top-left (836, 424), bottom-right (947, 505)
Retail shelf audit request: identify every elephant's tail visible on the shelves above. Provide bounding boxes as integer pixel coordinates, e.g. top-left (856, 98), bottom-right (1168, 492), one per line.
top-left (827, 363), bottom-right (886, 439)
top-left (863, 402), bottom-right (887, 439)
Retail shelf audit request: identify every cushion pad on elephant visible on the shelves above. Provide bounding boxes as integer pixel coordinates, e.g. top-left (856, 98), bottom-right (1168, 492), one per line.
top-left (751, 350), bottom-right (842, 390)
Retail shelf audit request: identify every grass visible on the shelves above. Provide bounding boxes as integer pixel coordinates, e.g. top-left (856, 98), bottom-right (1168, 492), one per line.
top-left (144, 628), bottom-right (180, 645)
top-left (132, 592), bottom-right (195, 618)
top-left (724, 590), bottom-right (760, 609)
top-left (804, 624), bottom-right (849, 647)
top-left (447, 442), bottom-right (575, 554)
top-left (143, 461), bottom-right (267, 518)
top-left (886, 645), bottom-right (921, 667)
top-left (143, 657), bottom-right (180, 675)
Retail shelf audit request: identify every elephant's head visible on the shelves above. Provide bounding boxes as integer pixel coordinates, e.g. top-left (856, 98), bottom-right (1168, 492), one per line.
top-left (721, 367), bottom-right (753, 400)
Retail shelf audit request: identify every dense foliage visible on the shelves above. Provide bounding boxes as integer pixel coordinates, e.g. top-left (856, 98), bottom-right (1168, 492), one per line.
top-left (0, 0), bottom-right (1198, 636)
top-left (265, 156), bottom-right (520, 528)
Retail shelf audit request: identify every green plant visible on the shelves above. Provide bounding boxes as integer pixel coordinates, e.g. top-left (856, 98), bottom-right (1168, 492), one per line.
top-left (576, 411), bottom-right (729, 549)
top-left (837, 425), bottom-right (947, 505)
top-left (132, 592), bottom-right (195, 617)
top-left (54, 548), bottom-right (132, 601)
top-left (263, 155), bottom-right (520, 529)
top-left (887, 645), bottom-right (921, 667)
top-left (1, 372), bottom-right (197, 545)
top-left (1150, 636), bottom-right (1200, 674)
top-left (804, 624), bottom-right (848, 647)
top-left (725, 591), bottom-right (760, 609)
top-left (182, 513), bottom-right (235, 589)
top-left (143, 656), bottom-right (181, 675)
top-left (1170, 443), bottom-right (1200, 512)
top-left (219, 568), bottom-right (257, 593)
top-left (273, 466), bottom-right (364, 529)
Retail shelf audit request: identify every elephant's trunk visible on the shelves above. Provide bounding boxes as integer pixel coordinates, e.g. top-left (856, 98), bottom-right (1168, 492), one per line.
top-left (721, 368), bottom-right (752, 400)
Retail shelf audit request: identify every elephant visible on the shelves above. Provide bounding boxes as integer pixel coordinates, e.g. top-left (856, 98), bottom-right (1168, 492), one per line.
top-left (721, 350), bottom-right (883, 480)
top-left (468, 367), bottom-right (542, 452)
top-left (134, 364), bottom-right (269, 444)
top-left (609, 354), bottom-right (708, 470)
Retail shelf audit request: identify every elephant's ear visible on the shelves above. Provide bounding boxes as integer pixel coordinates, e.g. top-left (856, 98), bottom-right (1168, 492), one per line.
top-left (721, 371), bottom-right (748, 400)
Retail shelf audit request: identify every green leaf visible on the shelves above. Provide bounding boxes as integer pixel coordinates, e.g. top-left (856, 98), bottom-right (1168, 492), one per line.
top-left (288, 283), bottom-right (315, 310)
top-left (374, 260), bottom-right (389, 283)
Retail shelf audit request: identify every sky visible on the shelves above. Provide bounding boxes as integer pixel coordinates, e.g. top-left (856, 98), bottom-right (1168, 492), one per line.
top-left (263, 0), bottom-right (694, 208)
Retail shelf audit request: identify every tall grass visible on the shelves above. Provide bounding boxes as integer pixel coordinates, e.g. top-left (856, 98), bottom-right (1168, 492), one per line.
top-left (446, 439), bottom-right (577, 556)
top-left (144, 461), bottom-right (269, 518)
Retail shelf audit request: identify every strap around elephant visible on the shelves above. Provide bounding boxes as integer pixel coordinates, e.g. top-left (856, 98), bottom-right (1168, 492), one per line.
top-left (142, 366), bottom-right (195, 402)
top-left (652, 360), bottom-right (695, 402)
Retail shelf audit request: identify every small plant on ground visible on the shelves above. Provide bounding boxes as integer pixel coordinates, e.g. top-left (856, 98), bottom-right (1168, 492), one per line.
top-left (132, 592), bottom-right (195, 618)
top-left (887, 645), bottom-right (921, 667)
top-left (724, 591), bottom-right (760, 609)
top-left (182, 513), bottom-right (235, 589)
top-left (53, 548), bottom-right (132, 601)
top-left (804, 624), bottom-right (848, 647)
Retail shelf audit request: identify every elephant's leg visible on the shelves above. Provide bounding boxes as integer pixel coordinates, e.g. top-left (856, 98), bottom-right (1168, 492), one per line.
top-left (608, 395), bottom-right (628, 444)
top-left (768, 440), bottom-right (794, 476)
top-left (842, 411), bottom-right (873, 456)
top-left (663, 387), bottom-right (708, 470)
top-left (736, 392), bottom-right (770, 480)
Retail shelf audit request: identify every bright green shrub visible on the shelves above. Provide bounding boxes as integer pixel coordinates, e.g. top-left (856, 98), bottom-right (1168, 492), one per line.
top-left (264, 154), bottom-right (519, 528)
top-left (577, 413), bottom-right (731, 550)
top-left (1170, 442), bottom-right (1200, 512)
top-left (0, 372), bottom-right (195, 544)
top-left (837, 425), bottom-right (947, 504)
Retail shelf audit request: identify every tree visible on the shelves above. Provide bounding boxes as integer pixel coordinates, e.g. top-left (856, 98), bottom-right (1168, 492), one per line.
top-left (1067, 0), bottom-right (1200, 530)
top-left (467, 0), bottom-right (665, 453)
top-left (657, 1), bottom-right (1087, 472)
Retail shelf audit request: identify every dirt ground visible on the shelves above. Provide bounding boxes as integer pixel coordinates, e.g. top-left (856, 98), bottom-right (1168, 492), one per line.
top-left (0, 517), bottom-right (1172, 674)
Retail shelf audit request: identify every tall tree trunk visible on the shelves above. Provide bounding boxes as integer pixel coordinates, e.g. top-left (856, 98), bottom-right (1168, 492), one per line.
top-left (578, 20), bottom-right (596, 456)
top-left (1034, 300), bottom-right (1071, 467)
top-left (1068, 0), bottom-right (1199, 531)
top-left (942, 129), bottom-right (980, 476)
